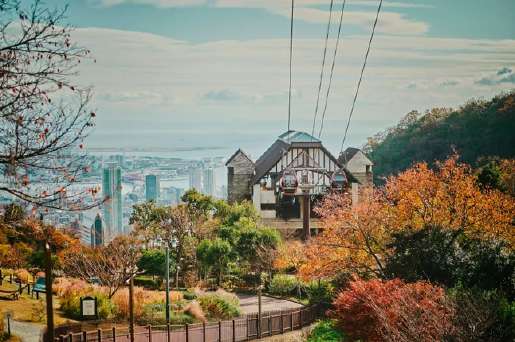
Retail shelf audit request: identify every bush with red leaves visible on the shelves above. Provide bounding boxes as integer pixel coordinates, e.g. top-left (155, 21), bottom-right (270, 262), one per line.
top-left (331, 278), bottom-right (455, 342)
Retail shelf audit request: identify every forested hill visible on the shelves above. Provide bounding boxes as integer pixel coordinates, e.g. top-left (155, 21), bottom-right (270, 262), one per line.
top-left (364, 92), bottom-right (515, 181)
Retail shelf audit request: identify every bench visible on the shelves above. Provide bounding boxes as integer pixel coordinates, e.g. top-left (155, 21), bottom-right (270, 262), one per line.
top-left (0, 288), bottom-right (19, 300)
top-left (32, 277), bottom-right (46, 299)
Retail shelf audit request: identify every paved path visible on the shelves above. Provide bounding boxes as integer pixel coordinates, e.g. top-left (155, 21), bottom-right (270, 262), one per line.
top-left (236, 294), bottom-right (303, 315)
top-left (3, 318), bottom-right (43, 342)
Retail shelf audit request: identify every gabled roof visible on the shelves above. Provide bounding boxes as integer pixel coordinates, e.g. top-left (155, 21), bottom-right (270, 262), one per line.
top-left (225, 148), bottom-right (254, 166)
top-left (339, 147), bottom-right (373, 166)
top-left (253, 130), bottom-right (340, 184)
top-left (253, 139), bottom-right (290, 183)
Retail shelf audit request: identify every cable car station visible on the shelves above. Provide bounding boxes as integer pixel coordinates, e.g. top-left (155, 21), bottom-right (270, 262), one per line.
top-left (226, 130), bottom-right (373, 240)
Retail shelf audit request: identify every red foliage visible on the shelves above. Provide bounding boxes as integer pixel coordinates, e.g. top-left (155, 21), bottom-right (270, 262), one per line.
top-left (332, 278), bottom-right (455, 342)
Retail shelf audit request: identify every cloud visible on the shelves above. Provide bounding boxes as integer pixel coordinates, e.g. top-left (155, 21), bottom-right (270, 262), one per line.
top-left (475, 66), bottom-right (515, 86)
top-left (440, 80), bottom-right (459, 87)
top-left (91, 0), bottom-right (429, 35)
top-left (70, 27), bottom-right (515, 149)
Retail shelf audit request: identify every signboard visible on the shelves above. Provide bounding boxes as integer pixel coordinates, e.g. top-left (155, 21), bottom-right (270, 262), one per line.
top-left (80, 296), bottom-right (98, 320)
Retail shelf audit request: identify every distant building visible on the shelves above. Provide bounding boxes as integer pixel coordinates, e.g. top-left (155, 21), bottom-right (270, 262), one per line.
top-left (189, 167), bottom-right (202, 192)
top-left (102, 162), bottom-right (123, 241)
top-left (338, 147), bottom-right (373, 188)
top-left (91, 213), bottom-right (103, 247)
top-left (145, 174), bottom-right (160, 202)
top-left (202, 168), bottom-right (216, 197)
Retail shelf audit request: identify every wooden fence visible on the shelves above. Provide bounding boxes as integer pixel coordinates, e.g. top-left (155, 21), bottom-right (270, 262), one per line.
top-left (55, 305), bottom-right (320, 342)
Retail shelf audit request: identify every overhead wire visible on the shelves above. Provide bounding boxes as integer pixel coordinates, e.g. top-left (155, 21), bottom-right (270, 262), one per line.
top-left (317, 0), bottom-right (347, 139)
top-left (287, 0), bottom-right (295, 132)
top-left (340, 0), bottom-right (383, 153)
top-left (310, 0), bottom-right (335, 138)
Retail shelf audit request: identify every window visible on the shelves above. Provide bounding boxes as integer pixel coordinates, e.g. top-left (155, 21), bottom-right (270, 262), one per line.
top-left (366, 165), bottom-right (371, 173)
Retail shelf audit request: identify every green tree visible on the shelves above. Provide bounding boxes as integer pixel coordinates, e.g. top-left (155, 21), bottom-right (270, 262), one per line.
top-left (197, 238), bottom-right (232, 286)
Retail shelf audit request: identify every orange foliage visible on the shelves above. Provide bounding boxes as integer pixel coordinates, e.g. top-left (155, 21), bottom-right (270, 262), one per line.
top-left (385, 155), bottom-right (514, 244)
top-left (273, 240), bottom-right (307, 271)
top-left (299, 189), bottom-right (391, 280)
top-left (299, 155), bottom-right (515, 281)
top-left (332, 278), bottom-right (455, 342)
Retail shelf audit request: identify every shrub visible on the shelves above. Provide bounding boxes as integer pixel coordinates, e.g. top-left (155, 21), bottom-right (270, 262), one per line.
top-left (60, 288), bottom-right (114, 320)
top-left (134, 276), bottom-right (160, 290)
top-left (308, 320), bottom-right (344, 342)
top-left (183, 291), bottom-right (197, 300)
top-left (449, 287), bottom-right (514, 341)
top-left (184, 301), bottom-right (206, 322)
top-left (305, 280), bottom-right (334, 305)
top-left (197, 290), bottom-right (240, 319)
top-left (332, 278), bottom-right (455, 342)
top-left (268, 274), bottom-right (300, 297)
top-left (14, 269), bottom-right (31, 284)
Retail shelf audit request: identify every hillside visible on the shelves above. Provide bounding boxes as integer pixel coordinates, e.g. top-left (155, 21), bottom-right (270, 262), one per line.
top-left (364, 92), bottom-right (515, 181)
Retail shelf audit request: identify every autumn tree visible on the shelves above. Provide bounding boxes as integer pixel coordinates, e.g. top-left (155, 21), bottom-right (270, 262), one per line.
top-left (332, 278), bottom-right (455, 342)
top-left (0, 0), bottom-right (98, 209)
top-left (61, 235), bottom-right (142, 298)
top-left (300, 189), bottom-right (391, 280)
top-left (299, 155), bottom-right (515, 281)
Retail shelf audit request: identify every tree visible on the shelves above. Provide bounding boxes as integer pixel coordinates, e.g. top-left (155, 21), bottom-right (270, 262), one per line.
top-left (299, 189), bottom-right (391, 280)
top-left (299, 155), bottom-right (515, 281)
top-left (197, 238), bottom-right (232, 286)
top-left (0, 0), bottom-right (98, 209)
top-left (137, 248), bottom-right (173, 279)
top-left (332, 278), bottom-right (455, 342)
top-left (365, 92), bottom-right (515, 182)
top-left (385, 225), bottom-right (514, 297)
top-left (61, 235), bottom-right (142, 298)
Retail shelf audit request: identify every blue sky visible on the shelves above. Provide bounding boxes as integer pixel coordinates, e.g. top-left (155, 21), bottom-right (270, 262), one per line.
top-left (27, 0), bottom-right (515, 158)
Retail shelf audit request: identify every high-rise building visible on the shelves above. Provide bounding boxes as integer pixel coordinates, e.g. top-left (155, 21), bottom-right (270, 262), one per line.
top-left (145, 174), bottom-right (160, 202)
top-left (203, 168), bottom-right (215, 196)
top-left (102, 162), bottom-right (123, 241)
top-left (189, 167), bottom-right (202, 191)
top-left (91, 213), bottom-right (103, 246)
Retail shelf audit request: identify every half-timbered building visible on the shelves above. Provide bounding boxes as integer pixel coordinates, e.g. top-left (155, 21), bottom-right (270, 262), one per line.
top-left (226, 130), bottom-right (372, 237)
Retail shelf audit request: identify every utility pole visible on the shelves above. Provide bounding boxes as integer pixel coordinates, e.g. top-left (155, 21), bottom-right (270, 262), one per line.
top-left (44, 242), bottom-right (54, 342)
top-left (165, 245), bottom-right (170, 324)
top-left (129, 275), bottom-right (135, 342)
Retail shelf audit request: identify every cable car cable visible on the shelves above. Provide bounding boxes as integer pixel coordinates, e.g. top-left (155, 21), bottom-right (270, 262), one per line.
top-left (287, 0), bottom-right (295, 132)
top-left (340, 0), bottom-right (383, 153)
top-left (317, 0), bottom-right (347, 139)
top-left (310, 0), bottom-right (335, 138)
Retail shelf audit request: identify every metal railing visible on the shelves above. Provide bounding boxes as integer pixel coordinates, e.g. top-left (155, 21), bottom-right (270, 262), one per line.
top-left (55, 305), bottom-right (320, 342)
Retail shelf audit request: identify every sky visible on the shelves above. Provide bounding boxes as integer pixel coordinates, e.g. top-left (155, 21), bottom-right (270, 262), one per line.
top-left (27, 0), bottom-right (515, 159)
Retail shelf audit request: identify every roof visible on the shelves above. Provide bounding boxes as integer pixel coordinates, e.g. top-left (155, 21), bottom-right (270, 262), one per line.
top-left (253, 139), bottom-right (290, 183)
top-left (278, 130), bottom-right (321, 143)
top-left (253, 130), bottom-right (340, 184)
top-left (340, 147), bottom-right (360, 164)
top-left (225, 148), bottom-right (254, 166)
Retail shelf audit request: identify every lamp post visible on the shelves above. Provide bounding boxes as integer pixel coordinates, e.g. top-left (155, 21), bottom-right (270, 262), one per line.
top-left (170, 238), bottom-right (178, 289)
top-left (165, 244), bottom-right (170, 324)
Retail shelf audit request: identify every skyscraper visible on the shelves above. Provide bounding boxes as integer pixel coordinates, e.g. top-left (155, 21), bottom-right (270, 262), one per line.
top-left (102, 162), bottom-right (123, 241)
top-left (91, 213), bottom-right (103, 246)
top-left (203, 168), bottom-right (215, 196)
top-left (189, 167), bottom-right (202, 192)
top-left (145, 174), bottom-right (160, 202)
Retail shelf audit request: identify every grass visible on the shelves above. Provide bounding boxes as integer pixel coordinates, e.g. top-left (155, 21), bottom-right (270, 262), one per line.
top-left (307, 320), bottom-right (345, 342)
top-left (0, 281), bottom-right (76, 326)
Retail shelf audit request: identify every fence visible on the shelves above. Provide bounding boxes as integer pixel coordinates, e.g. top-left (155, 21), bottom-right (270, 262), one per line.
top-left (55, 305), bottom-right (320, 342)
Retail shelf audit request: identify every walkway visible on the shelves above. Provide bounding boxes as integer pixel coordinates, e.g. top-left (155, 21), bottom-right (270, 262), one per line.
top-left (3, 318), bottom-right (43, 342)
top-left (237, 294), bottom-right (302, 315)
